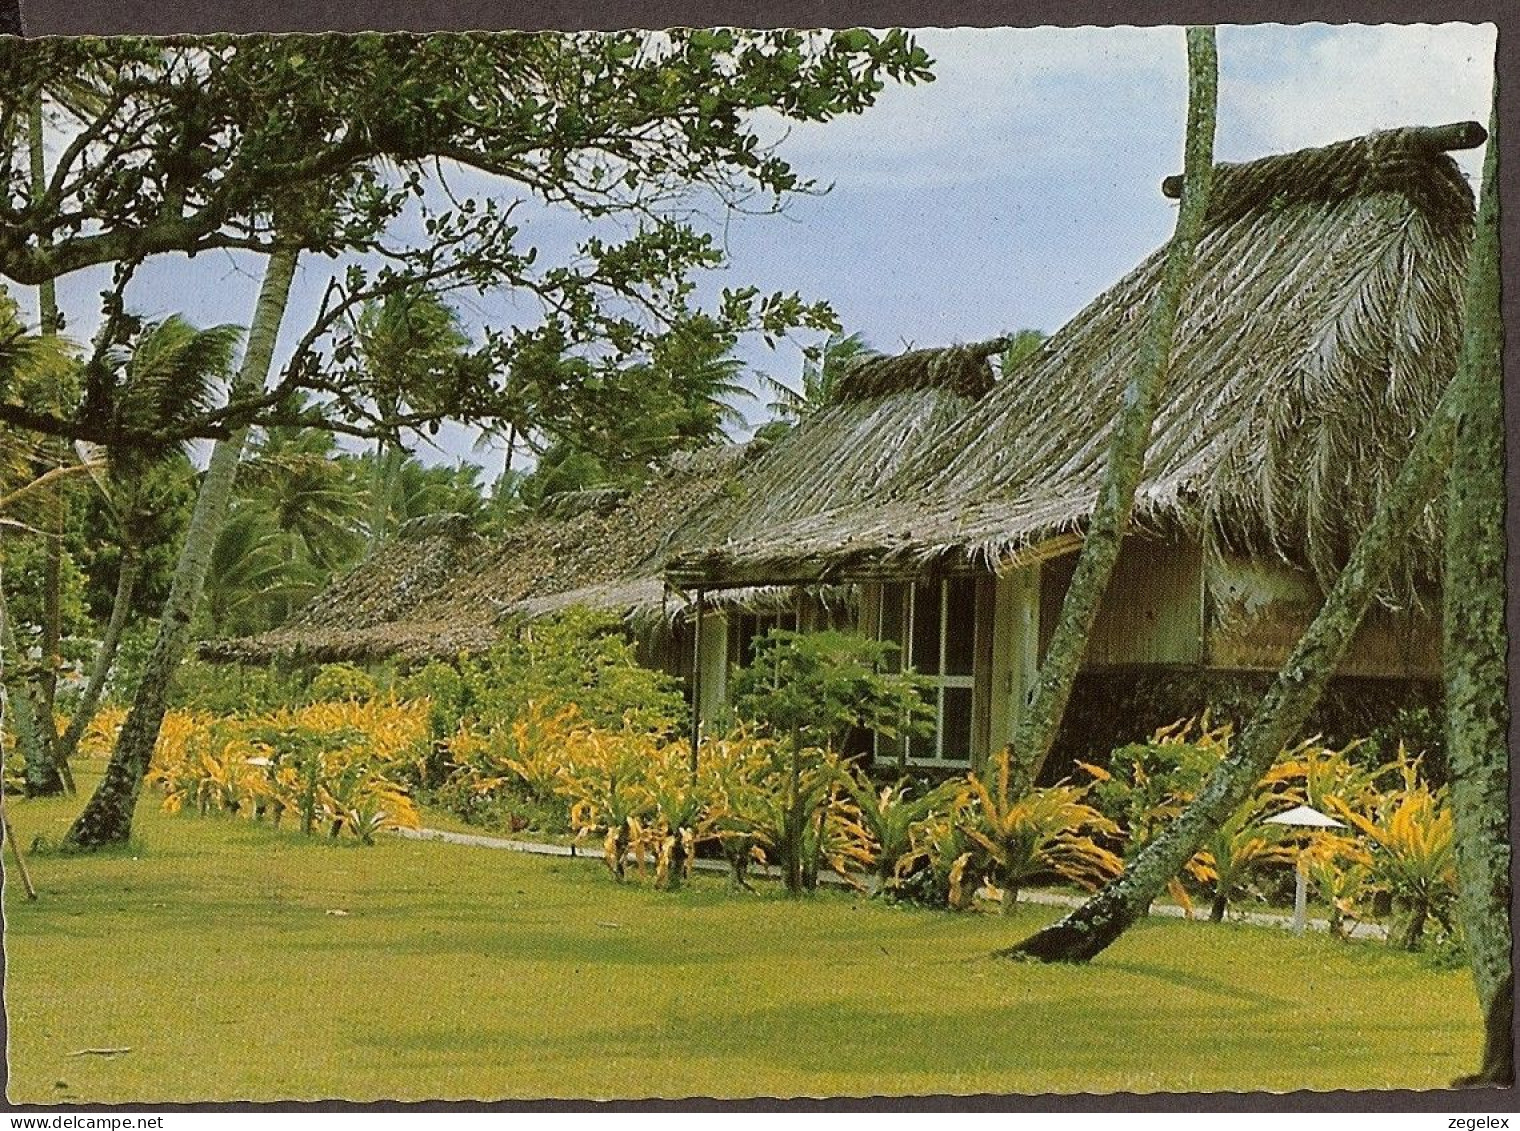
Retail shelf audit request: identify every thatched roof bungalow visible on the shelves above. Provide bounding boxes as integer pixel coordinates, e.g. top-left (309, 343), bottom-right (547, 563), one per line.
top-left (200, 446), bottom-right (751, 665)
top-left (670, 123), bottom-right (1480, 771)
top-left (202, 339), bottom-right (1002, 668)
top-left (672, 123), bottom-right (1478, 590)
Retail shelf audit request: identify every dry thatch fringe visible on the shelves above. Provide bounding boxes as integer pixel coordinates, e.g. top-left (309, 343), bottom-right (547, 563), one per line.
top-left (1165, 122), bottom-right (1481, 235)
top-left (831, 338), bottom-right (1003, 404)
top-left (669, 125), bottom-right (1475, 597)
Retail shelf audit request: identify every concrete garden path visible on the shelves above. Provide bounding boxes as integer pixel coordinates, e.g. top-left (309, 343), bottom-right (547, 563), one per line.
top-left (395, 824), bottom-right (1390, 941)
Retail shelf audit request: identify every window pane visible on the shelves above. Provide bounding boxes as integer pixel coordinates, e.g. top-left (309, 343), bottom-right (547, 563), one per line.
top-left (911, 584), bottom-right (940, 675)
top-left (879, 583), bottom-right (906, 672)
top-left (944, 577), bottom-right (977, 676)
top-left (909, 727), bottom-right (937, 763)
top-left (942, 687), bottom-right (973, 763)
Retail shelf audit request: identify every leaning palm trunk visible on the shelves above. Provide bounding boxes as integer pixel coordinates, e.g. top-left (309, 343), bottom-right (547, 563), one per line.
top-left (1007, 26), bottom-right (1217, 792)
top-left (1003, 107), bottom-right (1496, 965)
top-left (54, 546), bottom-right (140, 765)
top-left (62, 245), bottom-right (299, 850)
top-left (1441, 105), bottom-right (1510, 1087)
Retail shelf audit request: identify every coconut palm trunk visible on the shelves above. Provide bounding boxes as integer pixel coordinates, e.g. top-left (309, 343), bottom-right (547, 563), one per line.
top-left (0, 569), bottom-right (54, 794)
top-left (1002, 106), bottom-right (1497, 965)
top-left (367, 436), bottom-right (404, 551)
top-left (62, 245), bottom-right (299, 850)
top-left (54, 545), bottom-right (139, 764)
top-left (1441, 106), bottom-right (1510, 1087)
top-left (28, 93), bottom-right (70, 795)
top-left (1006, 26), bottom-right (1217, 793)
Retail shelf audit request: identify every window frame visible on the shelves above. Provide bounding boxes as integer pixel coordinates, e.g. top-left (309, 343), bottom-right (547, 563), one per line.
top-left (873, 579), bottom-right (977, 769)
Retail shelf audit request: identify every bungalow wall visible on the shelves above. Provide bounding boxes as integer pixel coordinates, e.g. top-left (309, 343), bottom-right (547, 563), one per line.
top-left (689, 534), bottom-right (1440, 771)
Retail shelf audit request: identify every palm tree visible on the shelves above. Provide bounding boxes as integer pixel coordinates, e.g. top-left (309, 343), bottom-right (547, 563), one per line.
top-left (350, 288), bottom-right (471, 548)
top-left (241, 422), bottom-right (366, 574)
top-left (391, 457), bottom-right (490, 528)
top-left (762, 331), bottom-right (878, 427)
top-left (64, 247), bottom-right (292, 853)
top-left (203, 505), bottom-right (321, 636)
top-left (48, 318), bottom-right (244, 766)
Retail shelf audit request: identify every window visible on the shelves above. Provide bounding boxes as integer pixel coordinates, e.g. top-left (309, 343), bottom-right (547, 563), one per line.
top-left (873, 579), bottom-right (977, 767)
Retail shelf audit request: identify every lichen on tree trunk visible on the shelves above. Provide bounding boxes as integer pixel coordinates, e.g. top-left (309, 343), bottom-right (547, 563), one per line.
top-left (1007, 25), bottom-right (1218, 792)
top-left (61, 244), bottom-right (299, 851)
top-left (1441, 104), bottom-right (1510, 1087)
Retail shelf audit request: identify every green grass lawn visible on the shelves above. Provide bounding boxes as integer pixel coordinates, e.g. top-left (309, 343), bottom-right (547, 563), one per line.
top-left (3, 779), bottom-right (1482, 1102)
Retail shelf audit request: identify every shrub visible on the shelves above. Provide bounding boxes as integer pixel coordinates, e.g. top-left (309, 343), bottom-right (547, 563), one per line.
top-left (1081, 716), bottom-right (1233, 850)
top-left (471, 608), bottom-right (684, 733)
top-left (398, 660), bottom-right (470, 739)
top-left (840, 774), bottom-right (963, 892)
top-left (308, 662), bottom-right (379, 703)
top-left (557, 723), bottom-right (662, 881)
top-left (956, 751), bottom-right (1122, 912)
top-left (434, 704), bottom-right (586, 834)
top-left (145, 701), bottom-right (426, 844)
top-left (165, 657), bottom-right (306, 715)
top-left (730, 629), bottom-right (934, 752)
top-left (1332, 756), bottom-right (1458, 950)
top-left (1183, 797), bottom-right (1296, 921)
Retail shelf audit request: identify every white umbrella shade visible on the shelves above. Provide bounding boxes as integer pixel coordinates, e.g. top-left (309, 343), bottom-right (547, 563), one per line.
top-left (1265, 803), bottom-right (1346, 829)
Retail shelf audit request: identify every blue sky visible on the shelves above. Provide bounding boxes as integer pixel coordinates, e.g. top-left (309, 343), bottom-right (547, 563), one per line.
top-left (26, 23), bottom-right (1497, 474)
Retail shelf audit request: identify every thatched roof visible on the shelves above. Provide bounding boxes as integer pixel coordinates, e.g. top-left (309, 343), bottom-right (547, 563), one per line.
top-left (668, 124), bottom-right (1479, 593)
top-left (200, 446), bottom-right (751, 664)
top-left (661, 338), bottom-right (1001, 558)
top-left (204, 337), bottom-right (998, 664)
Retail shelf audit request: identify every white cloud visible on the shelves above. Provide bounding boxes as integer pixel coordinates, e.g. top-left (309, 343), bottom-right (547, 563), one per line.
top-left (755, 24), bottom-right (1495, 191)
top-left (1218, 23), bottom-right (1495, 178)
top-left (754, 26), bottom-right (1183, 189)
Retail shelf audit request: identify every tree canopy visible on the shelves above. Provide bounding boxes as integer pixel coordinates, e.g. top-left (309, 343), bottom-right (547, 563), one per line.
top-left (0, 31), bottom-right (934, 461)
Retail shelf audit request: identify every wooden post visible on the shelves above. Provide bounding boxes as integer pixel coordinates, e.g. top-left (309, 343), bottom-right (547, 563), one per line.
top-left (690, 588), bottom-right (704, 775)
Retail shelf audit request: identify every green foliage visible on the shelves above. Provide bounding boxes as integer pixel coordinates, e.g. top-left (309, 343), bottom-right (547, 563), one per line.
top-left (730, 629), bottom-right (935, 751)
top-left (163, 657), bottom-right (307, 716)
top-left (1334, 756), bottom-right (1459, 951)
top-left (761, 329), bottom-right (878, 426)
top-left (308, 663), bottom-right (379, 703)
top-left (74, 452), bottom-right (198, 623)
top-left (0, 528), bottom-right (91, 657)
top-left (840, 774), bottom-right (962, 886)
top-left (1083, 716), bottom-right (1230, 852)
top-left (717, 739), bottom-right (870, 895)
top-left (398, 660), bottom-right (471, 740)
top-left (1185, 797), bottom-right (1296, 921)
top-left (463, 608), bottom-right (685, 734)
top-left (5, 32), bottom-right (934, 467)
top-left (997, 328), bottom-right (1048, 377)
